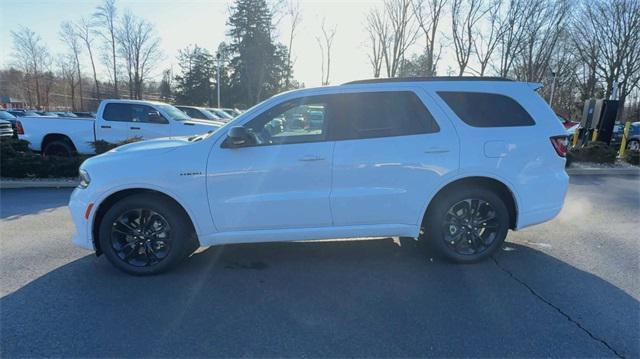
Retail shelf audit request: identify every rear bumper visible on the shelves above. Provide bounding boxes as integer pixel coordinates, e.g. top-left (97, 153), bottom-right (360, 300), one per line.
top-left (515, 169), bottom-right (569, 230)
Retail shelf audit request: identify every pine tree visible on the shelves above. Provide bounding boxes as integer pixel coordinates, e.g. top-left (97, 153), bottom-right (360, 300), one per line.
top-left (173, 45), bottom-right (215, 106)
top-left (226, 0), bottom-right (292, 107)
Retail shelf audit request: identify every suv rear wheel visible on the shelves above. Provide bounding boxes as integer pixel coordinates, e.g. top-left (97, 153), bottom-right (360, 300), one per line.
top-left (422, 187), bottom-right (509, 263)
top-left (98, 193), bottom-right (199, 275)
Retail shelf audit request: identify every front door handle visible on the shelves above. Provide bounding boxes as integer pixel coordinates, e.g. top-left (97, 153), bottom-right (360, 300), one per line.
top-left (100, 125), bottom-right (111, 129)
top-left (424, 148), bottom-right (449, 154)
top-left (299, 155), bottom-right (325, 162)
top-left (130, 127), bottom-right (141, 130)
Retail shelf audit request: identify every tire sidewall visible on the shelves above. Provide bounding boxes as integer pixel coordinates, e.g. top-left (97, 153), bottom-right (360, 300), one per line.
top-left (43, 140), bottom-right (73, 157)
top-left (424, 187), bottom-right (509, 263)
top-left (98, 194), bottom-right (195, 275)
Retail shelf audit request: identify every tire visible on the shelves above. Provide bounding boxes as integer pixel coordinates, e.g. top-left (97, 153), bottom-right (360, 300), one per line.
top-left (42, 139), bottom-right (74, 157)
top-left (98, 193), bottom-right (199, 275)
top-left (421, 187), bottom-right (509, 263)
top-left (627, 139), bottom-right (640, 152)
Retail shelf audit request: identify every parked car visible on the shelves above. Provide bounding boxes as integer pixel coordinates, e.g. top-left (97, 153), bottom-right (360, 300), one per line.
top-left (8, 110), bottom-right (40, 117)
top-left (557, 114), bottom-right (579, 129)
top-left (0, 110), bottom-right (19, 137)
top-left (69, 77), bottom-right (569, 275)
top-left (221, 108), bottom-right (242, 117)
top-left (175, 105), bottom-right (226, 125)
top-left (17, 99), bottom-right (223, 157)
top-left (0, 119), bottom-right (14, 138)
top-left (73, 112), bottom-right (96, 118)
top-left (612, 121), bottom-right (640, 151)
top-left (206, 108), bottom-right (235, 121)
top-left (55, 111), bottom-right (78, 117)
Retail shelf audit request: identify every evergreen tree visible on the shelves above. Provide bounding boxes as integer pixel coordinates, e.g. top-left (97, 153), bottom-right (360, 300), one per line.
top-left (173, 45), bottom-right (215, 106)
top-left (226, 0), bottom-right (292, 107)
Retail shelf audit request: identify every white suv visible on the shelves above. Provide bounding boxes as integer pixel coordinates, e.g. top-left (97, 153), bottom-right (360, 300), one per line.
top-left (69, 77), bottom-right (569, 275)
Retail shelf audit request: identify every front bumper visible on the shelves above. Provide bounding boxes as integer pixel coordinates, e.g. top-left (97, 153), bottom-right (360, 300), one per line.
top-left (68, 187), bottom-right (95, 250)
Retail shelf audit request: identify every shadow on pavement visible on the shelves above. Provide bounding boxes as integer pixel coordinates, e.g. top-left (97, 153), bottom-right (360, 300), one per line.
top-left (1, 238), bottom-right (637, 357)
top-left (0, 188), bottom-right (73, 220)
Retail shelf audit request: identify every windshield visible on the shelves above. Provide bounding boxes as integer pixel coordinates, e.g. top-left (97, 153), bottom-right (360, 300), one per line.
top-left (0, 111), bottom-right (16, 120)
top-left (157, 104), bottom-right (191, 121)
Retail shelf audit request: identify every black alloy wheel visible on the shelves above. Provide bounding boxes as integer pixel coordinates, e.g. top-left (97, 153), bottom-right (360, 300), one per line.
top-left (442, 199), bottom-right (500, 256)
top-left (99, 193), bottom-right (199, 275)
top-left (110, 209), bottom-right (172, 267)
top-left (422, 187), bottom-right (509, 263)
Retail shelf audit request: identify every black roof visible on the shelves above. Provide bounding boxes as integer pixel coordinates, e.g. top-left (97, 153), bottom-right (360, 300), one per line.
top-left (342, 76), bottom-right (513, 85)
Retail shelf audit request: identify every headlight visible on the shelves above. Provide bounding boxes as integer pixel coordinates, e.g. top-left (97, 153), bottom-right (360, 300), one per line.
top-left (78, 169), bottom-right (91, 188)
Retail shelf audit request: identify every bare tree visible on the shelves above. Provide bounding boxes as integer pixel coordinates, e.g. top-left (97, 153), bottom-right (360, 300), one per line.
top-left (494, 0), bottom-right (528, 77)
top-left (94, 0), bottom-right (119, 97)
top-left (450, 0), bottom-right (486, 76)
top-left (412, 0), bottom-right (447, 76)
top-left (10, 27), bottom-right (51, 108)
top-left (472, 0), bottom-right (503, 76)
top-left (576, 0), bottom-right (640, 120)
top-left (58, 54), bottom-right (78, 110)
top-left (117, 12), bottom-right (162, 99)
top-left (285, 0), bottom-right (301, 88)
top-left (60, 21), bottom-right (84, 110)
top-left (384, 0), bottom-right (419, 77)
top-left (365, 8), bottom-right (387, 77)
top-left (514, 0), bottom-right (570, 82)
top-left (315, 18), bottom-right (336, 85)
top-left (75, 17), bottom-right (101, 99)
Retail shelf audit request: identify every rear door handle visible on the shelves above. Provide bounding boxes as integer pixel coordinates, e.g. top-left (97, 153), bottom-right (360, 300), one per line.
top-left (424, 148), bottom-right (449, 154)
top-left (100, 125), bottom-right (111, 129)
top-left (130, 127), bottom-right (141, 130)
top-left (299, 155), bottom-right (325, 162)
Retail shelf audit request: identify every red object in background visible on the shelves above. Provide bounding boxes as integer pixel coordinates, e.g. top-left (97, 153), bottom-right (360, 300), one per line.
top-left (15, 121), bottom-right (24, 135)
top-left (556, 114), bottom-right (579, 129)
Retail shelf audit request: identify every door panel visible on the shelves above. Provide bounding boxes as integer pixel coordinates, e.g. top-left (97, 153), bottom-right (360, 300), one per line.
top-left (207, 142), bottom-right (334, 231)
top-left (331, 133), bottom-right (456, 226)
top-left (129, 122), bottom-right (170, 140)
top-left (329, 89), bottom-right (459, 227)
top-left (96, 121), bottom-right (132, 143)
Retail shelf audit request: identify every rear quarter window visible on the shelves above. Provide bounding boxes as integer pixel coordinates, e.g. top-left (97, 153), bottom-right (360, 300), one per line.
top-left (438, 91), bottom-right (535, 127)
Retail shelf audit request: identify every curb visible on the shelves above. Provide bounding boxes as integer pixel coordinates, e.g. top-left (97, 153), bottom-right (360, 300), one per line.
top-left (0, 179), bottom-right (79, 189)
top-left (566, 167), bottom-right (640, 176)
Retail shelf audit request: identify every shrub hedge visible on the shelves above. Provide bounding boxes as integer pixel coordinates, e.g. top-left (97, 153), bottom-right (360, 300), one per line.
top-left (1, 137), bottom-right (142, 179)
top-left (566, 141), bottom-right (618, 165)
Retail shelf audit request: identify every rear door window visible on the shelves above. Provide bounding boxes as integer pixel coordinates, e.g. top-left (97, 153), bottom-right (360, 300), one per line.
top-left (329, 91), bottom-right (439, 141)
top-left (437, 91), bottom-right (535, 127)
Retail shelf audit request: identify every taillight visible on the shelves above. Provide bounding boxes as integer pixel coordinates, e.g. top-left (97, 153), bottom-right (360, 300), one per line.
top-left (15, 121), bottom-right (24, 135)
top-left (550, 136), bottom-right (569, 157)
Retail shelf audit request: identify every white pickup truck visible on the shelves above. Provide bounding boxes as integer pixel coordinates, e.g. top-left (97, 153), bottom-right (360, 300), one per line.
top-left (17, 99), bottom-right (224, 156)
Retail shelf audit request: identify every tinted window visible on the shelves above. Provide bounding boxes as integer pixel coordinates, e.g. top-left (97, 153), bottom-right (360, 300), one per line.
top-left (103, 103), bottom-right (166, 123)
top-left (330, 91), bottom-right (439, 140)
top-left (438, 91), bottom-right (535, 127)
top-left (243, 96), bottom-right (329, 146)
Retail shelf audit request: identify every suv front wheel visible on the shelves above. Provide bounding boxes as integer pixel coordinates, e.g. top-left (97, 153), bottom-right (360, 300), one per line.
top-left (98, 193), bottom-right (199, 275)
top-left (422, 187), bottom-right (509, 263)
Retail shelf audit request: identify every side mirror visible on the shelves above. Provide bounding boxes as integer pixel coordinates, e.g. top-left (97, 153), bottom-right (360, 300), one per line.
top-left (147, 111), bottom-right (166, 124)
top-left (227, 126), bottom-right (250, 147)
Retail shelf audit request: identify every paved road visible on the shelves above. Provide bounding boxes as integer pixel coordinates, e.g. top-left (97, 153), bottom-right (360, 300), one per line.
top-left (1, 175), bottom-right (638, 358)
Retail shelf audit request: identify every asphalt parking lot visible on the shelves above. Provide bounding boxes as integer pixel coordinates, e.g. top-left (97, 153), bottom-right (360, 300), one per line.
top-left (1, 175), bottom-right (638, 358)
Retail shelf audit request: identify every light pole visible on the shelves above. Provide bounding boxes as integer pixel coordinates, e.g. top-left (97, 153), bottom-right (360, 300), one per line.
top-left (216, 52), bottom-right (221, 108)
top-left (549, 70), bottom-right (557, 109)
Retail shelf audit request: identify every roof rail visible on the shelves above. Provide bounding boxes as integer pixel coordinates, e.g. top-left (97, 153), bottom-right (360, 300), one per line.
top-left (342, 76), bottom-right (513, 85)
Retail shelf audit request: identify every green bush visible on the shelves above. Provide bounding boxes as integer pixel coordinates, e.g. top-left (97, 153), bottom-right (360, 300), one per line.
top-left (1, 137), bottom-right (88, 178)
top-left (567, 141), bottom-right (617, 164)
top-left (90, 136), bottom-right (142, 154)
top-left (2, 137), bottom-right (144, 178)
top-left (623, 149), bottom-right (640, 165)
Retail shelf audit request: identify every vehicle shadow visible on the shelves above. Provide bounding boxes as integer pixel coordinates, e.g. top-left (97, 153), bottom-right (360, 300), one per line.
top-left (0, 188), bottom-right (73, 220)
top-left (1, 239), bottom-right (637, 358)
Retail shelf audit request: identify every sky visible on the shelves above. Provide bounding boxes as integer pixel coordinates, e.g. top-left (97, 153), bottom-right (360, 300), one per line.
top-left (0, 0), bottom-right (450, 88)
